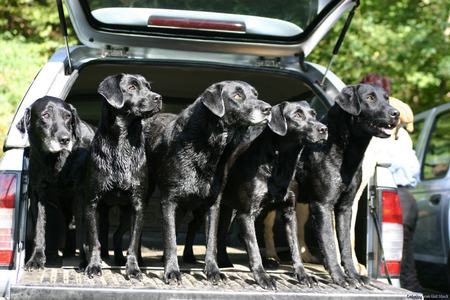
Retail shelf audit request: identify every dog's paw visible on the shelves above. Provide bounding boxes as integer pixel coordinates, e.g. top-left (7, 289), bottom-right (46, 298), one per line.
top-left (294, 268), bottom-right (319, 287)
top-left (330, 269), bottom-right (356, 288)
top-left (347, 272), bottom-right (370, 286)
top-left (164, 269), bottom-right (182, 285)
top-left (126, 257), bottom-right (143, 280)
top-left (205, 265), bottom-right (227, 284)
top-left (24, 252), bottom-right (46, 271)
top-left (263, 257), bottom-right (280, 269)
top-left (85, 262), bottom-right (102, 278)
top-left (254, 271), bottom-right (276, 290)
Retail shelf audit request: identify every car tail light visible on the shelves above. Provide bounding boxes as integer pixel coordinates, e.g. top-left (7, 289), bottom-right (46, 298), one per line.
top-left (380, 190), bottom-right (403, 276)
top-left (148, 16), bottom-right (246, 33)
top-left (0, 173), bottom-right (17, 267)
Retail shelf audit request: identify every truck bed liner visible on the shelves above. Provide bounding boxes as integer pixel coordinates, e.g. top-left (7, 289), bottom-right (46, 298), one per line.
top-left (11, 259), bottom-right (417, 299)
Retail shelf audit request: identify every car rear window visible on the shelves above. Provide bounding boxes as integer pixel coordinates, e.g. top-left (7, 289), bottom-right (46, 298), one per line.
top-left (84, 0), bottom-right (335, 40)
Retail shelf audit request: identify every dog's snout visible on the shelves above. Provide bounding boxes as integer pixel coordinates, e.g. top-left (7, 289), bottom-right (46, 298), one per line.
top-left (58, 135), bottom-right (70, 146)
top-left (389, 108), bottom-right (400, 119)
top-left (261, 104), bottom-right (271, 115)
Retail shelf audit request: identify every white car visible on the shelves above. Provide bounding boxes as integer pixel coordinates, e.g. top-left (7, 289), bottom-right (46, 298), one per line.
top-left (0, 0), bottom-right (408, 298)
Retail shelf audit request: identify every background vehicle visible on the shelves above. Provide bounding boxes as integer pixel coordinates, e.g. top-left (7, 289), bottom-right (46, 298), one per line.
top-left (410, 102), bottom-right (450, 292)
top-left (0, 0), bottom-right (412, 298)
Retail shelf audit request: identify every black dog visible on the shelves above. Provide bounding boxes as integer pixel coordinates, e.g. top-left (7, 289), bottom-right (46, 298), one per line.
top-left (84, 74), bottom-right (162, 280)
top-left (215, 101), bottom-right (327, 289)
top-left (145, 81), bottom-right (271, 284)
top-left (16, 96), bottom-right (95, 270)
top-left (297, 84), bottom-right (399, 287)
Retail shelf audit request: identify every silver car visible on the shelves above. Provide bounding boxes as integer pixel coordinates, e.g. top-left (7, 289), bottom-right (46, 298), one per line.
top-left (410, 102), bottom-right (450, 292)
top-left (0, 0), bottom-right (408, 298)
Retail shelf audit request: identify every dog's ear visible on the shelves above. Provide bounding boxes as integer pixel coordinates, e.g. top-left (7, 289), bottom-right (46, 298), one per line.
top-left (16, 108), bottom-right (31, 134)
top-left (200, 83), bottom-right (225, 117)
top-left (98, 74), bottom-right (124, 109)
top-left (334, 85), bottom-right (361, 116)
top-left (268, 102), bottom-right (288, 136)
top-left (68, 104), bottom-right (82, 141)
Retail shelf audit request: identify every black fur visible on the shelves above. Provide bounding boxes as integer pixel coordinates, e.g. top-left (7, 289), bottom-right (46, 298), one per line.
top-left (215, 101), bottom-right (327, 289)
top-left (17, 96), bottom-right (95, 271)
top-left (84, 74), bottom-right (162, 280)
top-left (145, 80), bottom-right (271, 284)
top-left (296, 84), bottom-right (400, 287)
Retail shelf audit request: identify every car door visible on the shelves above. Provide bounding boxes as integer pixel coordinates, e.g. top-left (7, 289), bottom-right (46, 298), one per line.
top-left (411, 104), bottom-right (450, 266)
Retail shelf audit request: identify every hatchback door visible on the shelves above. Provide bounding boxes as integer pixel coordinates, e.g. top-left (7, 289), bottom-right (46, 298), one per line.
top-left (64, 0), bottom-right (356, 58)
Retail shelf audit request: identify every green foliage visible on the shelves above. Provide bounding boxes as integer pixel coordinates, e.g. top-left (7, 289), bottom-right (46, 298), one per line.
top-left (0, 39), bottom-right (49, 155)
top-left (309, 0), bottom-right (450, 113)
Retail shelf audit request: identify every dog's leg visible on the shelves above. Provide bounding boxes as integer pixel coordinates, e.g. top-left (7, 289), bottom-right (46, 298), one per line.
top-left (281, 195), bottom-right (318, 287)
top-left (74, 193), bottom-right (87, 270)
top-left (25, 200), bottom-right (47, 270)
top-left (113, 206), bottom-right (129, 266)
top-left (237, 213), bottom-right (276, 290)
top-left (183, 208), bottom-right (204, 264)
top-left (217, 205), bottom-right (234, 268)
top-left (204, 200), bottom-right (226, 283)
top-left (296, 203), bottom-right (320, 263)
top-left (262, 210), bottom-right (280, 269)
top-left (161, 198), bottom-right (182, 284)
top-left (310, 202), bottom-right (352, 287)
top-left (125, 193), bottom-right (145, 280)
top-left (84, 196), bottom-right (103, 278)
top-left (99, 204), bottom-right (110, 260)
top-left (335, 203), bottom-right (370, 286)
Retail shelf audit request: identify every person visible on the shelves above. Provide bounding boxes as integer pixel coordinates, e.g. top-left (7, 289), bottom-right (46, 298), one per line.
top-left (361, 74), bottom-right (422, 292)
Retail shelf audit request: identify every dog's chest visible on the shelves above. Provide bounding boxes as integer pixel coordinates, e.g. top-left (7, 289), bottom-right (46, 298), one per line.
top-left (93, 138), bottom-right (146, 190)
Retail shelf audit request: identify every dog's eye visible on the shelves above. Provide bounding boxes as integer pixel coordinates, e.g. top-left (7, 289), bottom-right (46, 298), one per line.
top-left (233, 94), bottom-right (243, 101)
top-left (366, 95), bottom-right (375, 102)
top-left (64, 113), bottom-right (71, 120)
top-left (42, 113), bottom-right (50, 119)
top-left (296, 111), bottom-right (305, 119)
top-left (128, 85), bottom-right (136, 91)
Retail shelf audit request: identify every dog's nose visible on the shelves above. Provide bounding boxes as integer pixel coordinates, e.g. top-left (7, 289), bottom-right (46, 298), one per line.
top-left (153, 94), bottom-right (162, 102)
top-left (58, 135), bottom-right (70, 146)
top-left (318, 125), bottom-right (328, 134)
top-left (390, 108), bottom-right (400, 118)
top-left (261, 104), bottom-right (271, 115)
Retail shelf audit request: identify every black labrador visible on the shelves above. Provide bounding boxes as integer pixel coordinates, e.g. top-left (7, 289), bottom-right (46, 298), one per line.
top-left (145, 80), bottom-right (271, 284)
top-left (84, 74), bottom-right (162, 280)
top-left (16, 96), bottom-right (95, 270)
top-left (215, 101), bottom-right (327, 289)
top-left (296, 84), bottom-right (399, 287)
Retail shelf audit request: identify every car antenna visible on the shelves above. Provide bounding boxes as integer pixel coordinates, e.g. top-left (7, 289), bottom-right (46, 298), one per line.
top-left (57, 0), bottom-right (73, 74)
top-left (321, 0), bottom-right (360, 86)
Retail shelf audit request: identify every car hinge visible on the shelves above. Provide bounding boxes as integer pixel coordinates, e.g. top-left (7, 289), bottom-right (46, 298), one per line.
top-left (256, 56), bottom-right (282, 68)
top-left (320, 0), bottom-right (360, 86)
top-left (56, 0), bottom-right (73, 74)
top-left (298, 51), bottom-right (308, 72)
top-left (102, 45), bottom-right (130, 58)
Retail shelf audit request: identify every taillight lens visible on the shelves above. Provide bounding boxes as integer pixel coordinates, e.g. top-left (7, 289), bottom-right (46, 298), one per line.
top-left (380, 190), bottom-right (403, 277)
top-left (0, 174), bottom-right (17, 267)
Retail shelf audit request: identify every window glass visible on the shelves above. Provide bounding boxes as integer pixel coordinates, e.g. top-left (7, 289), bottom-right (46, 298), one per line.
top-left (422, 111), bottom-right (450, 180)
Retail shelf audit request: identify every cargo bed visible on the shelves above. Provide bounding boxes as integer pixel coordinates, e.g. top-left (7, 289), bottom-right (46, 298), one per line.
top-left (10, 246), bottom-right (419, 300)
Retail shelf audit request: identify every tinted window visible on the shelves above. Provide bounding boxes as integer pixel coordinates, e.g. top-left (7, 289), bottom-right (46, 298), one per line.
top-left (410, 119), bottom-right (424, 151)
top-left (422, 111), bottom-right (450, 180)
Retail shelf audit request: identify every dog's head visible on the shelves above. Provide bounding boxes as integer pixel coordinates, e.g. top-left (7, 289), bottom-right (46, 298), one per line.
top-left (199, 81), bottom-right (272, 126)
top-left (16, 96), bottom-right (82, 153)
top-left (98, 73), bottom-right (162, 118)
top-left (269, 101), bottom-right (328, 143)
top-left (334, 84), bottom-right (400, 138)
